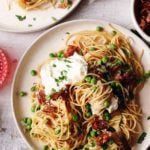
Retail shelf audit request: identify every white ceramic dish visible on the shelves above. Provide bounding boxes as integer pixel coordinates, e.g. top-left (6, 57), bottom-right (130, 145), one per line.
top-left (12, 19), bottom-right (150, 150)
top-left (0, 0), bottom-right (81, 33)
top-left (131, 0), bottom-right (150, 43)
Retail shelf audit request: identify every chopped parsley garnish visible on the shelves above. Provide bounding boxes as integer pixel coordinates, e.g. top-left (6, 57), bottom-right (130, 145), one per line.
top-left (61, 70), bottom-right (67, 75)
top-left (103, 110), bottom-right (111, 121)
top-left (51, 17), bottom-right (57, 21)
top-left (137, 70), bottom-right (150, 83)
top-left (52, 64), bottom-right (57, 67)
top-left (137, 132), bottom-right (147, 144)
top-left (28, 24), bottom-right (32, 27)
top-left (64, 59), bottom-right (72, 63)
top-left (19, 91), bottom-right (27, 97)
top-left (66, 64), bottom-right (71, 68)
top-left (147, 116), bottom-right (150, 120)
top-left (92, 86), bottom-right (97, 92)
top-left (52, 88), bottom-right (56, 92)
top-left (54, 69), bottom-right (68, 87)
top-left (33, 17), bottom-right (36, 21)
top-left (15, 15), bottom-right (26, 21)
top-left (66, 32), bottom-right (70, 35)
top-left (42, 145), bottom-right (49, 150)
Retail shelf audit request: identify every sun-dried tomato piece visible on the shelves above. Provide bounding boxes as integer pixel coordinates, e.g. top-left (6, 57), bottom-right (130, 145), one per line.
top-left (64, 45), bottom-right (79, 57)
top-left (38, 90), bottom-right (46, 104)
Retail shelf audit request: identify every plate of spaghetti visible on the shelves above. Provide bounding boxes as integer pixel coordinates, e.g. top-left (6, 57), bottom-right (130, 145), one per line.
top-left (0, 0), bottom-right (81, 33)
top-left (12, 20), bottom-right (150, 150)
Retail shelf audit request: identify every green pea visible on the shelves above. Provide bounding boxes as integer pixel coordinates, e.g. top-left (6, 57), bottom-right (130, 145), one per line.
top-left (27, 118), bottom-right (32, 125)
top-left (90, 129), bottom-right (97, 137)
top-left (72, 114), bottom-right (79, 122)
top-left (57, 51), bottom-right (64, 58)
top-left (86, 111), bottom-right (92, 118)
top-left (22, 117), bottom-right (28, 124)
top-left (31, 70), bottom-right (37, 76)
top-left (91, 77), bottom-right (97, 85)
top-left (19, 91), bottom-right (27, 97)
top-left (101, 57), bottom-right (108, 64)
top-left (109, 43), bottom-right (117, 50)
top-left (60, 0), bottom-right (64, 3)
top-left (103, 110), bottom-right (111, 121)
top-left (31, 105), bottom-right (36, 112)
top-left (30, 86), bottom-right (36, 92)
top-left (104, 100), bottom-right (110, 108)
top-left (111, 30), bottom-right (117, 36)
top-left (43, 145), bottom-right (49, 150)
top-left (89, 47), bottom-right (96, 51)
top-left (97, 59), bottom-right (102, 65)
top-left (85, 103), bottom-right (91, 111)
top-left (96, 26), bottom-right (103, 32)
top-left (85, 76), bottom-right (92, 83)
top-left (49, 53), bottom-right (56, 58)
top-left (55, 128), bottom-right (61, 135)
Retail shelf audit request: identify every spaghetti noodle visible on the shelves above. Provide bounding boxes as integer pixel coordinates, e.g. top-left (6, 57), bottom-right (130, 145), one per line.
top-left (22, 26), bottom-right (146, 150)
top-left (17, 0), bottom-right (72, 10)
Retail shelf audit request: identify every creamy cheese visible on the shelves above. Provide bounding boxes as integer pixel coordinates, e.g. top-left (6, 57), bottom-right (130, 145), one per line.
top-left (40, 52), bottom-right (87, 95)
top-left (90, 100), bottom-right (103, 115)
top-left (107, 97), bottom-right (118, 113)
top-left (90, 97), bottom-right (118, 115)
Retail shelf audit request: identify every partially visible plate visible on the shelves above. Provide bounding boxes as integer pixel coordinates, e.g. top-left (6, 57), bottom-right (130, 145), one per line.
top-left (0, 0), bottom-right (81, 33)
top-left (12, 20), bottom-right (150, 149)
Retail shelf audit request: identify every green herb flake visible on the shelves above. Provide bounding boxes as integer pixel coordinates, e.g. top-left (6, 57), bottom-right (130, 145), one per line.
top-left (51, 17), bottom-right (57, 21)
top-left (147, 116), bottom-right (150, 120)
top-left (52, 88), bottom-right (56, 92)
top-left (52, 64), bottom-right (57, 67)
top-left (137, 132), bottom-right (147, 144)
top-left (66, 32), bottom-right (70, 35)
top-left (19, 91), bottom-right (27, 97)
top-left (42, 145), bottom-right (49, 150)
top-left (15, 15), bottom-right (26, 21)
top-left (28, 24), bottom-right (32, 27)
top-left (66, 64), bottom-right (71, 68)
top-left (55, 128), bottom-right (61, 135)
top-left (89, 47), bottom-right (97, 51)
top-left (33, 17), bottom-right (36, 21)
top-left (60, 0), bottom-right (64, 3)
top-left (64, 59), bottom-right (72, 63)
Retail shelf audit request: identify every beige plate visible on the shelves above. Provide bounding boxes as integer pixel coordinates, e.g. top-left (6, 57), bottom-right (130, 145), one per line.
top-left (12, 20), bottom-right (150, 149)
top-left (0, 0), bottom-right (81, 33)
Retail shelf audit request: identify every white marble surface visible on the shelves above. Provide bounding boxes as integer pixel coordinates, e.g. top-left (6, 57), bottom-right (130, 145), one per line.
top-left (0, 0), bottom-right (134, 150)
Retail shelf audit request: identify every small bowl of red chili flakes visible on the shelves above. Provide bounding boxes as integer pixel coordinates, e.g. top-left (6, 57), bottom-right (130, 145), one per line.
top-left (131, 0), bottom-right (150, 42)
